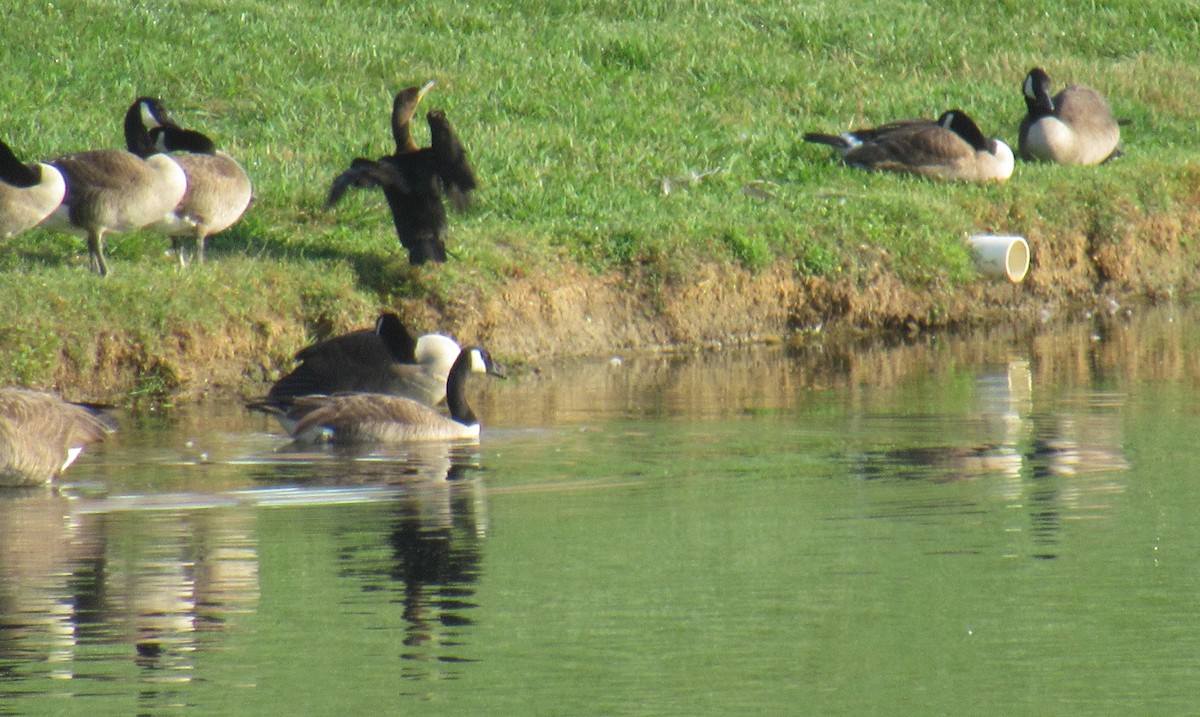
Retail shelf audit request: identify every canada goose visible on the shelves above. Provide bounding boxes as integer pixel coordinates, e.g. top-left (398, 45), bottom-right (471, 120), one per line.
top-left (257, 312), bottom-right (462, 411)
top-left (326, 81), bottom-right (478, 265)
top-left (0, 387), bottom-right (115, 487)
top-left (126, 97), bottom-right (253, 266)
top-left (39, 102), bottom-right (189, 276)
top-left (804, 109), bottom-right (1014, 183)
top-left (250, 346), bottom-right (504, 444)
top-left (1018, 67), bottom-right (1121, 165)
top-left (0, 138), bottom-right (65, 239)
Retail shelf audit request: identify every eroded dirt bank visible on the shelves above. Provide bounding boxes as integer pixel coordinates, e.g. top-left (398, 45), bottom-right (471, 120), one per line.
top-left (425, 202), bottom-right (1200, 364)
top-left (46, 203), bottom-right (1200, 404)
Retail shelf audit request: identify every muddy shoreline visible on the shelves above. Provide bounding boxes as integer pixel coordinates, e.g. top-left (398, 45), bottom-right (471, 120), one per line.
top-left (423, 207), bottom-right (1198, 366)
top-left (38, 198), bottom-right (1200, 405)
top-left (207, 262), bottom-right (1181, 403)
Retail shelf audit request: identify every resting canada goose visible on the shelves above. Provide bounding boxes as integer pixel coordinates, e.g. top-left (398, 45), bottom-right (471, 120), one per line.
top-left (326, 81), bottom-right (478, 265)
top-left (1018, 67), bottom-right (1121, 165)
top-left (0, 387), bottom-right (115, 487)
top-left (39, 102), bottom-right (189, 276)
top-left (258, 312), bottom-right (462, 412)
top-left (0, 138), bottom-right (65, 239)
top-left (250, 346), bottom-right (504, 444)
top-left (803, 109), bottom-right (1014, 183)
top-left (126, 97), bottom-right (253, 266)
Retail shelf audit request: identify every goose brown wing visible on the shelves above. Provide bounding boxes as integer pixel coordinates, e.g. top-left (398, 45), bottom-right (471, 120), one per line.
top-left (170, 152), bottom-right (252, 230)
top-left (52, 150), bottom-right (149, 191)
top-left (1056, 86), bottom-right (1121, 163)
top-left (804, 118), bottom-right (935, 151)
top-left (0, 390), bottom-right (112, 446)
top-left (0, 389), bottom-right (112, 483)
top-left (290, 393), bottom-right (438, 437)
top-left (1055, 86), bottom-right (1115, 125)
top-left (270, 329), bottom-right (393, 399)
top-left (845, 118), bottom-right (936, 143)
top-left (844, 124), bottom-right (969, 171)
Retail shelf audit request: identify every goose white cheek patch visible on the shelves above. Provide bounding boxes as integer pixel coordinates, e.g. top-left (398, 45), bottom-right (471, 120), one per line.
top-left (469, 349), bottom-right (488, 374)
top-left (140, 102), bottom-right (162, 129)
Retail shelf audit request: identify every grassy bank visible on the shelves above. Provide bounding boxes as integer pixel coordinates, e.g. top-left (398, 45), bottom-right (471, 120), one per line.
top-left (1, 0), bottom-right (1198, 400)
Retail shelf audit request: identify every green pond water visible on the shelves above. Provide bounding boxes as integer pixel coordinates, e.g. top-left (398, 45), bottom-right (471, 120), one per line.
top-left (2, 308), bottom-right (1199, 715)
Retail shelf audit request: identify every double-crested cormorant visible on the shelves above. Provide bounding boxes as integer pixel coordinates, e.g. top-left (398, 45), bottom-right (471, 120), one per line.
top-left (804, 109), bottom-right (1014, 183)
top-left (326, 81), bottom-right (477, 265)
top-left (124, 97), bottom-right (253, 266)
top-left (0, 138), bottom-right (65, 239)
top-left (250, 347), bottom-right (504, 444)
top-left (40, 102), bottom-right (189, 276)
top-left (1018, 68), bottom-right (1121, 165)
top-left (0, 387), bottom-right (115, 486)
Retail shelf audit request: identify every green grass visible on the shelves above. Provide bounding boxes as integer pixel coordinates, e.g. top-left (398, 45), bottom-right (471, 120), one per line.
top-left (1, 0), bottom-right (1198, 397)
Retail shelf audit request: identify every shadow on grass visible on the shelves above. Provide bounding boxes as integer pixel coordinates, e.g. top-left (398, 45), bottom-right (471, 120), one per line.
top-left (206, 223), bottom-right (423, 300)
top-left (0, 232), bottom-right (85, 272)
top-left (0, 212), bottom-right (437, 303)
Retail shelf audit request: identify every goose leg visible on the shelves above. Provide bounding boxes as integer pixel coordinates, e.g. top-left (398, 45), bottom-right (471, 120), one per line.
top-left (171, 236), bottom-right (189, 268)
top-left (87, 229), bottom-right (109, 277)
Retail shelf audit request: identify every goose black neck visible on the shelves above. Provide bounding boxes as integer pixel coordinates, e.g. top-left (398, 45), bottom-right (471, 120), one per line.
top-left (0, 140), bottom-right (38, 187)
top-left (943, 110), bottom-right (989, 152)
top-left (375, 313), bottom-right (417, 363)
top-left (159, 126), bottom-right (217, 154)
top-left (1026, 89), bottom-right (1054, 118)
top-left (445, 349), bottom-right (479, 426)
top-left (1024, 70), bottom-right (1055, 118)
top-left (124, 103), bottom-right (157, 157)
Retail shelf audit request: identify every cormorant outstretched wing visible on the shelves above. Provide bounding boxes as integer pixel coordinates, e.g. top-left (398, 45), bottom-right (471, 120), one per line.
top-left (427, 110), bottom-right (477, 212)
top-left (325, 157), bottom-right (411, 209)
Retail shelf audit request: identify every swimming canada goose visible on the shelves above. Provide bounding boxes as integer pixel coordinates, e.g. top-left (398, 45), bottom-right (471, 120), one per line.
top-left (250, 346), bottom-right (504, 444)
top-left (0, 387), bottom-right (115, 487)
top-left (125, 97), bottom-right (253, 266)
top-left (39, 102), bottom-right (189, 276)
top-left (258, 312), bottom-right (462, 412)
top-left (326, 81), bottom-right (478, 265)
top-left (804, 109), bottom-right (1014, 183)
top-left (0, 138), bottom-right (65, 239)
top-left (1018, 67), bottom-right (1121, 165)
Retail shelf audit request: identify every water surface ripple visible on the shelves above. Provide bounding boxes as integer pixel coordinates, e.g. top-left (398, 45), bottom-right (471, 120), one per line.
top-left (2, 308), bottom-right (1198, 715)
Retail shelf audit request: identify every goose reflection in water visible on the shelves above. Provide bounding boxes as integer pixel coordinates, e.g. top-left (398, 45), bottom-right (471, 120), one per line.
top-left (850, 361), bottom-right (1130, 560)
top-left (241, 438), bottom-right (488, 680)
top-left (0, 492), bottom-right (259, 686)
top-left (316, 443), bottom-right (488, 681)
top-left (0, 491), bottom-right (101, 679)
top-left (1021, 413), bottom-right (1130, 559)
